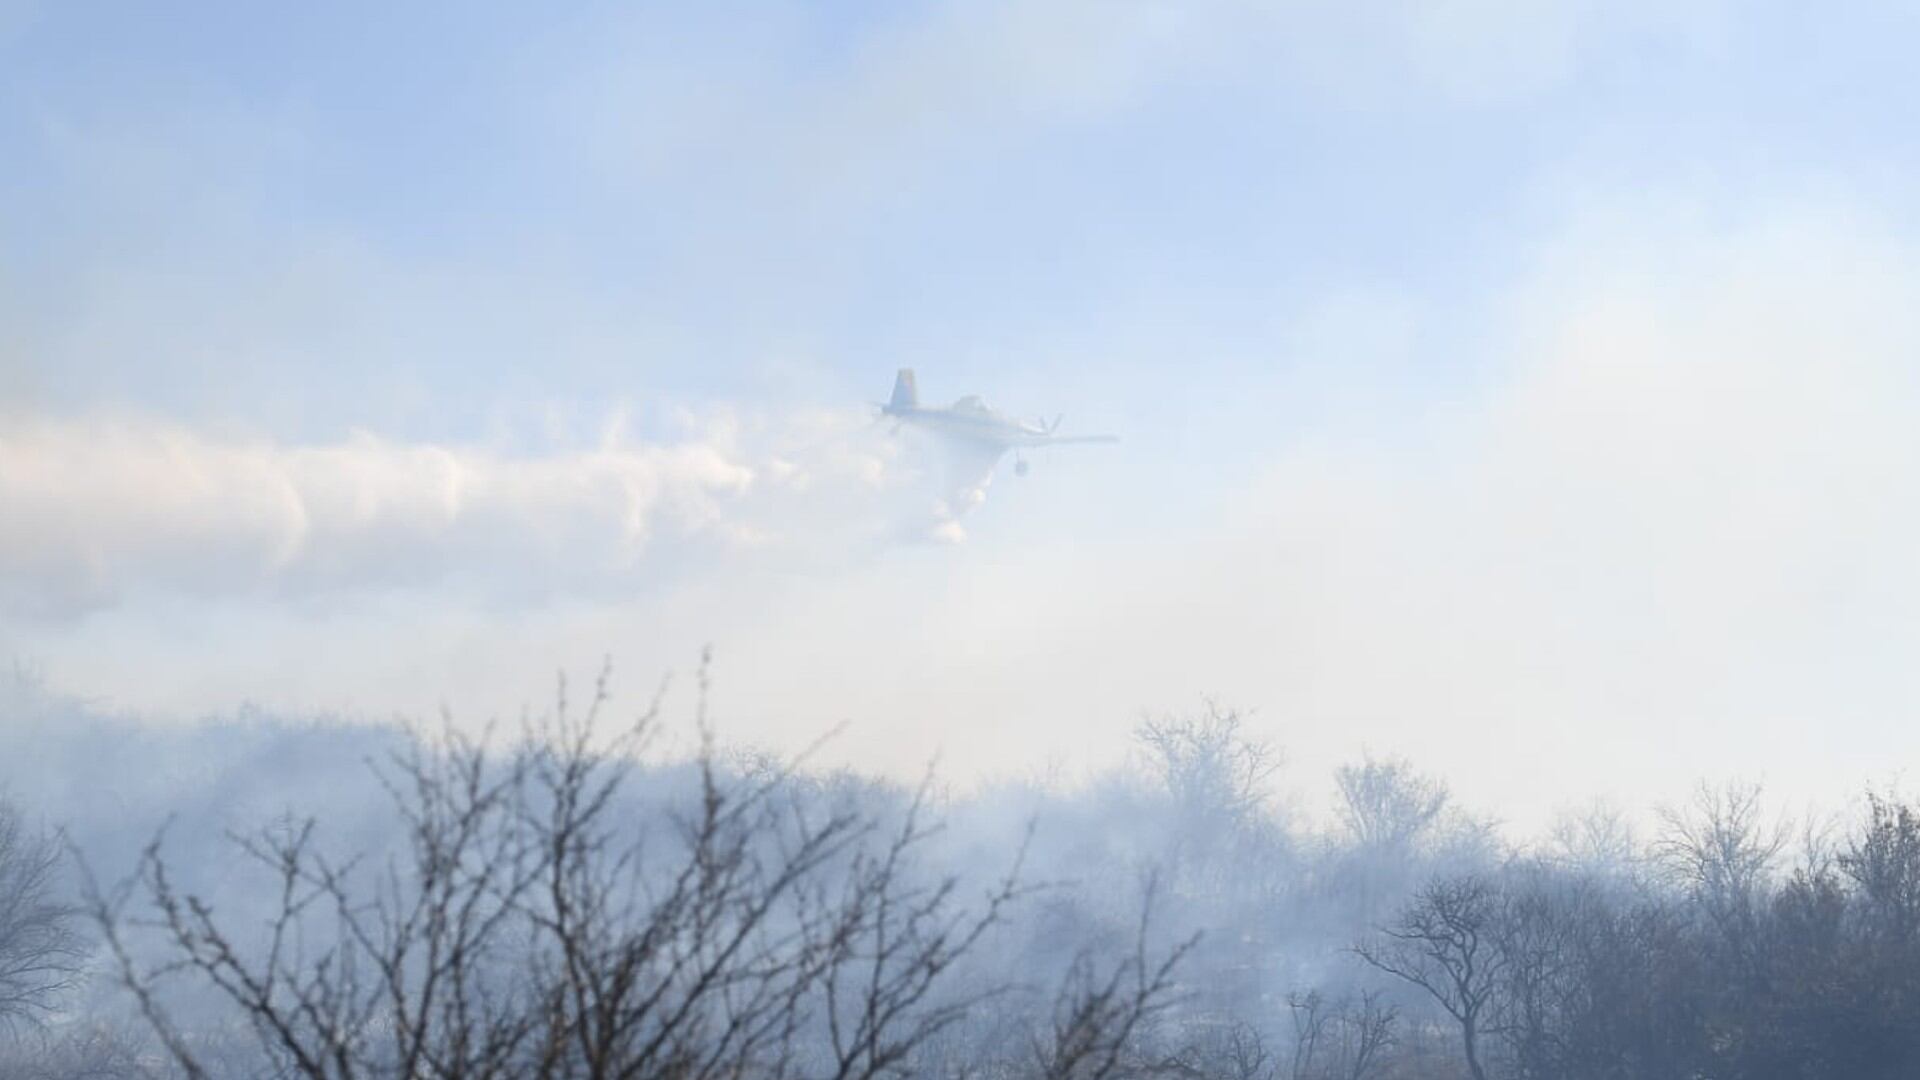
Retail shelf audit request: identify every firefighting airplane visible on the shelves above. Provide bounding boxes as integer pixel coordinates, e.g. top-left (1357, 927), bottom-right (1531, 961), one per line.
top-left (878, 368), bottom-right (1117, 481)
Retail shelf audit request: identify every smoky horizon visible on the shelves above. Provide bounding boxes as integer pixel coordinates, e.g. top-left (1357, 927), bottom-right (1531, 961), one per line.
top-left (5, 3), bottom-right (1920, 1078)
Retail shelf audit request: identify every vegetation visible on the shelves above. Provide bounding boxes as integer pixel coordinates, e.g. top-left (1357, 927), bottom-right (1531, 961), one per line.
top-left (3, 674), bottom-right (1919, 1078)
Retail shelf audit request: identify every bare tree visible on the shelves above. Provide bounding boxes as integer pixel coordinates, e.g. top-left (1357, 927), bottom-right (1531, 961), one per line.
top-left (1134, 703), bottom-right (1279, 828)
top-left (1655, 781), bottom-right (1787, 966)
top-left (1484, 866), bottom-right (1595, 1080)
top-left (1353, 874), bottom-right (1503, 1080)
top-left (1031, 884), bottom-right (1197, 1080)
top-left (1545, 801), bottom-right (1639, 880)
top-left (82, 672), bottom-right (1043, 1080)
top-left (0, 798), bottom-right (83, 1037)
top-left (1285, 990), bottom-right (1395, 1080)
top-left (0, 1020), bottom-right (172, 1080)
top-left (816, 786), bottom-right (1027, 1080)
top-left (1839, 792), bottom-right (1920, 947)
top-left (1190, 1020), bottom-right (1275, 1080)
top-left (1332, 756), bottom-right (1447, 853)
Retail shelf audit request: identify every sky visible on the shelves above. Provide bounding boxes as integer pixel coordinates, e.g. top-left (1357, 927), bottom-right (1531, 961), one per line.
top-left (5, 0), bottom-right (1920, 828)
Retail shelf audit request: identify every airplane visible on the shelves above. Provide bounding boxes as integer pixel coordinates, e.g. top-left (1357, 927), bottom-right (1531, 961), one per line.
top-left (879, 368), bottom-right (1117, 478)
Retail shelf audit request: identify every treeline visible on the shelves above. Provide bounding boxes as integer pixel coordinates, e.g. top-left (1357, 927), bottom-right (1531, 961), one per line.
top-left (1349, 787), bottom-right (1920, 1079)
top-left (1, 672), bottom-right (1917, 1078)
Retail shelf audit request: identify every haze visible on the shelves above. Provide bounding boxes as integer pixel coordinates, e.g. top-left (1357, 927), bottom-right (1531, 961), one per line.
top-left (7, 0), bottom-right (1920, 828)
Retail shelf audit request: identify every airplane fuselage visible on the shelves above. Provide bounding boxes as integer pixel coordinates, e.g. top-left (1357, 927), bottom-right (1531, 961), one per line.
top-left (879, 369), bottom-right (1115, 461)
top-left (882, 401), bottom-right (1054, 449)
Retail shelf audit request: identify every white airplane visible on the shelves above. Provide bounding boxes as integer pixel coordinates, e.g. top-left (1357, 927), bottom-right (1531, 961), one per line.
top-left (879, 368), bottom-right (1116, 479)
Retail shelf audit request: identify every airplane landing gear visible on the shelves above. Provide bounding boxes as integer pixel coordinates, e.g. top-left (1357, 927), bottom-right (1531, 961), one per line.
top-left (1014, 456), bottom-right (1030, 477)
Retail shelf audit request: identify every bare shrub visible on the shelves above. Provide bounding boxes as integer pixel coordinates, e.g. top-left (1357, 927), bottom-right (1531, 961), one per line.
top-left (81, 672), bottom-right (1063, 1080)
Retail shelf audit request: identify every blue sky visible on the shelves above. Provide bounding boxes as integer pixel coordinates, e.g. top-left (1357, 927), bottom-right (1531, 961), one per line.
top-left (5, 1), bottom-right (1920, 826)
top-left (9, 1), bottom-right (1914, 431)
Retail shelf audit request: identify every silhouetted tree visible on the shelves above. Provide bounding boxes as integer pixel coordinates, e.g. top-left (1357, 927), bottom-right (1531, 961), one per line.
top-left (1284, 990), bottom-right (1395, 1080)
top-left (0, 798), bottom-right (82, 1037)
top-left (1354, 874), bottom-right (1501, 1080)
top-left (1841, 792), bottom-right (1920, 949)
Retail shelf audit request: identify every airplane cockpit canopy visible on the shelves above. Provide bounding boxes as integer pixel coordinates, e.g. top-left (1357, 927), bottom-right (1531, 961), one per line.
top-left (951, 395), bottom-right (990, 414)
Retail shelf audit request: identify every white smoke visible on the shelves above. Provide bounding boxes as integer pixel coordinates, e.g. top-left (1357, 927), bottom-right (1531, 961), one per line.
top-left (0, 408), bottom-right (968, 619)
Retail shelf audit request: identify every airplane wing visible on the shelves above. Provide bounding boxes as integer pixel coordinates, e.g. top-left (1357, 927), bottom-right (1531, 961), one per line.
top-left (1034, 434), bottom-right (1119, 445)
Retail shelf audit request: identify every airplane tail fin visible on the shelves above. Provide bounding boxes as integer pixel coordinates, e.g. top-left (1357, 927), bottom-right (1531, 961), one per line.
top-left (888, 369), bottom-right (918, 412)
